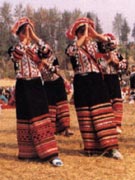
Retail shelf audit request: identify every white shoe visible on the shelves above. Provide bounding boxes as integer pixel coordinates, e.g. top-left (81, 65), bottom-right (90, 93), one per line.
top-left (50, 157), bottom-right (64, 167)
top-left (116, 126), bottom-right (122, 134)
top-left (110, 149), bottom-right (123, 160)
top-left (129, 100), bottom-right (135, 104)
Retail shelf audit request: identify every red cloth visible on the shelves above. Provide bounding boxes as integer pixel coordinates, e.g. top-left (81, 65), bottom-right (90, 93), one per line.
top-left (66, 17), bottom-right (94, 40)
top-left (104, 33), bottom-right (116, 40)
top-left (104, 33), bottom-right (117, 47)
top-left (11, 17), bottom-right (34, 34)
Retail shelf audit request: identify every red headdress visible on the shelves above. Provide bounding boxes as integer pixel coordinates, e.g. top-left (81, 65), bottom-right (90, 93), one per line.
top-left (104, 33), bottom-right (117, 49)
top-left (97, 33), bottom-right (117, 53)
top-left (11, 17), bottom-right (34, 34)
top-left (104, 33), bottom-right (116, 41)
top-left (66, 17), bottom-right (94, 40)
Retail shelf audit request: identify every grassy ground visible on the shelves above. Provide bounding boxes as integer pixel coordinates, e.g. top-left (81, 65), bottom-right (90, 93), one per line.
top-left (0, 103), bottom-right (135, 180)
top-left (0, 78), bottom-right (15, 87)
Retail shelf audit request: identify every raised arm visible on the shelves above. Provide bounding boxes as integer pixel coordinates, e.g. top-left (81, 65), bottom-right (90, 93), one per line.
top-left (76, 24), bottom-right (89, 47)
top-left (88, 25), bottom-right (108, 42)
top-left (28, 25), bottom-right (41, 43)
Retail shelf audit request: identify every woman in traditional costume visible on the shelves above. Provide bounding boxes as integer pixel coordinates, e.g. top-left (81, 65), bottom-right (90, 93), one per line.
top-left (97, 33), bottom-right (127, 134)
top-left (9, 17), bottom-right (63, 166)
top-left (65, 17), bottom-right (123, 159)
top-left (38, 47), bottom-right (73, 136)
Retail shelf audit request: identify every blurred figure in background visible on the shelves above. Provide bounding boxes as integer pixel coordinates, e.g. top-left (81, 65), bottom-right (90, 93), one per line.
top-left (38, 47), bottom-right (74, 136)
top-left (129, 65), bottom-right (135, 104)
top-left (97, 33), bottom-right (128, 134)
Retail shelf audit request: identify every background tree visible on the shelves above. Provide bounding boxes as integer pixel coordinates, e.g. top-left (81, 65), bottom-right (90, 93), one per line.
top-left (132, 23), bottom-right (135, 42)
top-left (86, 12), bottom-right (95, 20)
top-left (0, 2), bottom-right (14, 78)
top-left (87, 12), bottom-right (103, 33)
top-left (95, 17), bottom-right (103, 33)
top-left (113, 13), bottom-right (124, 42)
top-left (0, 2), bottom-right (13, 55)
top-left (120, 18), bottom-right (130, 44)
top-left (14, 3), bottom-right (25, 19)
top-left (120, 19), bottom-right (130, 59)
top-left (24, 5), bottom-right (34, 19)
top-left (33, 7), bottom-right (48, 41)
top-left (56, 10), bottom-right (72, 69)
top-left (71, 9), bottom-right (82, 23)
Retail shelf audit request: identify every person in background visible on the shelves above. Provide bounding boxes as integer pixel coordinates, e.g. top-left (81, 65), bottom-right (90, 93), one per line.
top-left (129, 65), bottom-right (135, 104)
top-left (97, 33), bottom-right (128, 134)
top-left (0, 87), bottom-right (16, 109)
top-left (8, 87), bottom-right (16, 107)
top-left (65, 17), bottom-right (123, 160)
top-left (68, 76), bottom-right (74, 104)
top-left (0, 88), bottom-right (8, 104)
top-left (8, 17), bottom-right (63, 167)
top-left (38, 47), bottom-right (74, 136)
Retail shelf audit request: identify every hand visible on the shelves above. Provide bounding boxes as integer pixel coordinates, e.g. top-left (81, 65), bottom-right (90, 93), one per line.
top-left (26, 47), bottom-right (40, 63)
top-left (76, 23), bottom-right (89, 46)
top-left (42, 59), bottom-right (50, 67)
top-left (28, 25), bottom-right (40, 43)
top-left (38, 58), bottom-right (49, 71)
top-left (21, 25), bottom-right (31, 45)
top-left (88, 25), bottom-right (108, 42)
top-left (88, 25), bottom-right (98, 38)
top-left (108, 52), bottom-right (119, 64)
top-left (84, 23), bottom-right (89, 37)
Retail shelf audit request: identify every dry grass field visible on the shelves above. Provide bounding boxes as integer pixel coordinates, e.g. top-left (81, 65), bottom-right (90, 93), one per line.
top-left (0, 78), bottom-right (15, 87)
top-left (0, 103), bottom-right (135, 180)
top-left (0, 79), bottom-right (135, 180)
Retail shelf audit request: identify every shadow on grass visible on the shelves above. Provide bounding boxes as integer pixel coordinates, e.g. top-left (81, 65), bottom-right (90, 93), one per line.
top-left (59, 147), bottom-right (84, 156)
top-left (0, 129), bottom-right (16, 134)
top-left (123, 123), bottom-right (135, 126)
top-left (57, 138), bottom-right (82, 144)
top-left (0, 153), bottom-right (41, 163)
top-left (0, 142), bottom-right (17, 149)
top-left (119, 137), bottom-right (135, 142)
top-left (119, 137), bottom-right (135, 148)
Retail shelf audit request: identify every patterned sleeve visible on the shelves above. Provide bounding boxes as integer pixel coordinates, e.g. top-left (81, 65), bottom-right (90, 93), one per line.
top-left (11, 43), bottom-right (25, 62)
top-left (65, 42), bottom-right (78, 57)
top-left (48, 56), bottom-right (60, 73)
top-left (88, 41), bottom-right (99, 59)
top-left (117, 53), bottom-right (128, 71)
top-left (65, 42), bottom-right (80, 70)
top-left (38, 39), bottom-right (53, 59)
top-left (53, 57), bottom-right (59, 66)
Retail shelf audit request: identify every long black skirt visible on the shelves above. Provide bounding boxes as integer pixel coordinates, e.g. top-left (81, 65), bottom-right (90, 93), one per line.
top-left (73, 72), bottom-right (118, 154)
top-left (104, 74), bottom-right (123, 127)
top-left (15, 78), bottom-right (58, 160)
top-left (44, 77), bottom-right (70, 133)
